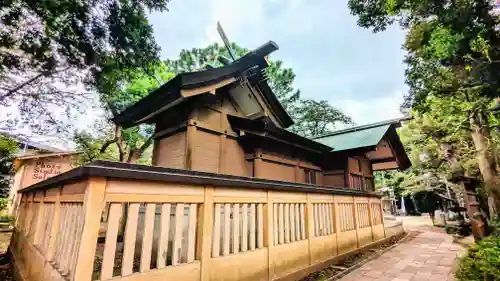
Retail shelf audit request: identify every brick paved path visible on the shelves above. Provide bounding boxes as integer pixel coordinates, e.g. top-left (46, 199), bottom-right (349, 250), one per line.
top-left (340, 229), bottom-right (465, 281)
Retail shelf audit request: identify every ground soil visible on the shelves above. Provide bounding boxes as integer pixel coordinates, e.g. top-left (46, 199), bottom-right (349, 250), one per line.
top-left (299, 233), bottom-right (410, 281)
top-left (0, 231), bottom-right (13, 281)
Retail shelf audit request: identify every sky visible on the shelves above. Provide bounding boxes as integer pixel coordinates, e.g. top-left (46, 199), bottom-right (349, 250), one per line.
top-left (1, 0), bottom-right (408, 149)
top-left (148, 0), bottom-right (408, 125)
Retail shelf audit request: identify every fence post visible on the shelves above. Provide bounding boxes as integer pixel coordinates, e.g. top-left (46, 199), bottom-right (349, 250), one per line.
top-left (198, 186), bottom-right (214, 281)
top-left (353, 196), bottom-right (360, 248)
top-left (379, 200), bottom-right (387, 238)
top-left (306, 193), bottom-right (314, 265)
top-left (367, 198), bottom-right (374, 242)
top-left (332, 195), bottom-right (340, 255)
top-left (266, 190), bottom-right (274, 280)
top-left (74, 177), bottom-right (107, 281)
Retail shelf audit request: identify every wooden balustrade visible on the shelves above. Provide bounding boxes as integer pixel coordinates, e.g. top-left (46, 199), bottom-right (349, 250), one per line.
top-left (9, 161), bottom-right (393, 281)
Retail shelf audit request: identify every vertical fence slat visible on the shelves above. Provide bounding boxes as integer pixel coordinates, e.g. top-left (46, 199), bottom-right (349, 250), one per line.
top-left (300, 204), bottom-right (306, 240)
top-left (222, 203), bottom-right (231, 256)
top-left (172, 203), bottom-right (185, 265)
top-left (294, 204), bottom-right (300, 240)
top-left (140, 203), bottom-right (156, 272)
top-left (278, 204), bottom-right (284, 244)
top-left (101, 203), bottom-right (123, 279)
top-left (232, 204), bottom-right (240, 254)
top-left (241, 203), bottom-right (248, 251)
top-left (187, 203), bottom-right (197, 262)
top-left (257, 203), bottom-right (264, 248)
top-left (212, 204), bottom-right (221, 257)
top-left (62, 204), bottom-right (76, 274)
top-left (273, 203), bottom-right (278, 246)
top-left (249, 204), bottom-right (256, 250)
top-left (69, 204), bottom-right (84, 281)
top-left (55, 204), bottom-right (69, 268)
top-left (316, 204), bottom-right (320, 236)
top-left (323, 204), bottom-right (329, 235)
top-left (47, 189), bottom-right (61, 262)
top-left (328, 204), bottom-right (333, 234)
top-left (285, 204), bottom-right (291, 243)
top-left (122, 203), bottom-right (140, 276)
top-left (157, 203), bottom-right (171, 268)
top-left (33, 196), bottom-right (45, 246)
top-left (290, 203), bottom-right (296, 242)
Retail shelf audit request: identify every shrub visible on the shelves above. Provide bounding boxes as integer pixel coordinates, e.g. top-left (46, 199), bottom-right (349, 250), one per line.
top-left (489, 215), bottom-right (500, 236)
top-left (455, 235), bottom-right (500, 281)
top-left (0, 198), bottom-right (7, 211)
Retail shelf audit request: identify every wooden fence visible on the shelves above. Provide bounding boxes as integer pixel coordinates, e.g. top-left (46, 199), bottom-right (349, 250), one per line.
top-left (9, 161), bottom-right (388, 281)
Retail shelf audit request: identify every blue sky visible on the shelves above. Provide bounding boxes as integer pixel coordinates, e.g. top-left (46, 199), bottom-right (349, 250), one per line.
top-left (148, 0), bottom-right (408, 125)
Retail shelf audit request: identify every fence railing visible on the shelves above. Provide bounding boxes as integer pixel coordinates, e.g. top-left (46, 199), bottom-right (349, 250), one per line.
top-left (10, 161), bottom-right (387, 281)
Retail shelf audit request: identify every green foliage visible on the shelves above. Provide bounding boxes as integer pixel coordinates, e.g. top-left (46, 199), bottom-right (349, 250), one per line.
top-left (0, 0), bottom-right (168, 78)
top-left (0, 198), bottom-right (7, 211)
top-left (291, 99), bottom-right (353, 137)
top-left (75, 62), bottom-right (175, 164)
top-left (349, 0), bottom-right (500, 211)
top-left (489, 215), bottom-right (500, 236)
top-left (0, 135), bottom-right (18, 198)
top-left (164, 42), bottom-right (302, 115)
top-left (0, 0), bottom-right (170, 134)
top-left (455, 235), bottom-right (500, 281)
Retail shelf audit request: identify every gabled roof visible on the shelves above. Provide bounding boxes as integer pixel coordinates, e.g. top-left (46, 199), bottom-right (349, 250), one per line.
top-left (314, 117), bottom-right (412, 170)
top-left (315, 124), bottom-right (391, 152)
top-left (313, 117), bottom-right (411, 152)
top-left (113, 41), bottom-right (294, 128)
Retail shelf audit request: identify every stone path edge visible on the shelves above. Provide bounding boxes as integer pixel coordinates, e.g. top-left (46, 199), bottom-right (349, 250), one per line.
top-left (323, 231), bottom-right (413, 281)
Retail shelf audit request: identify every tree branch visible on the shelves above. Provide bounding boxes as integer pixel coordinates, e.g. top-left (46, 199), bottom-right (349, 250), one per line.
top-left (0, 66), bottom-right (71, 102)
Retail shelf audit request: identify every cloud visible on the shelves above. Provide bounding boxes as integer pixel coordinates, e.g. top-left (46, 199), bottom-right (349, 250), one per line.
top-left (335, 91), bottom-right (405, 125)
top-left (143, 0), bottom-right (410, 126)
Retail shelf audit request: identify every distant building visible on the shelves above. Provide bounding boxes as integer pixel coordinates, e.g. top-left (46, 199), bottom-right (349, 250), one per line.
top-left (0, 131), bottom-right (78, 215)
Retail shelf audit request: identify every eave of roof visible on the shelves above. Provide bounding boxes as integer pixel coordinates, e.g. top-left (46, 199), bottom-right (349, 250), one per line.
top-left (315, 124), bottom-right (391, 152)
top-left (113, 41), bottom-right (294, 129)
top-left (15, 151), bottom-right (78, 160)
top-left (0, 131), bottom-right (65, 152)
top-left (227, 115), bottom-right (331, 153)
top-left (313, 116), bottom-right (412, 139)
top-left (19, 160), bottom-right (380, 198)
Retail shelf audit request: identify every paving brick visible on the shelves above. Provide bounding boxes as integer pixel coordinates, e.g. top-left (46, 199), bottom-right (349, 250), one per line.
top-left (338, 220), bottom-right (464, 281)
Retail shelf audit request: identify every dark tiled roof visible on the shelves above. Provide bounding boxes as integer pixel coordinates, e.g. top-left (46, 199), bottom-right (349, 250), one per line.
top-left (19, 160), bottom-right (380, 198)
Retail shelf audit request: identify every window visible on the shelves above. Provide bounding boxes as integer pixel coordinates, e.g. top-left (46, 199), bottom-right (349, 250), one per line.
top-left (365, 177), bottom-right (374, 191)
top-left (304, 169), bottom-right (317, 184)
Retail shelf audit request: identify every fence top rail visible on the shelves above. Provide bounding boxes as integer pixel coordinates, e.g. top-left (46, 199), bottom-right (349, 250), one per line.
top-left (18, 160), bottom-right (381, 198)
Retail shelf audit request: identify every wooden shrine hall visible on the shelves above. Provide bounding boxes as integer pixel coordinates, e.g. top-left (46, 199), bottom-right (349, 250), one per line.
top-left (9, 40), bottom-right (410, 281)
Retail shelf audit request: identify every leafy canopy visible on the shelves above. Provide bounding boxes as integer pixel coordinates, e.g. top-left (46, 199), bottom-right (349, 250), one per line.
top-left (0, 0), bottom-right (171, 134)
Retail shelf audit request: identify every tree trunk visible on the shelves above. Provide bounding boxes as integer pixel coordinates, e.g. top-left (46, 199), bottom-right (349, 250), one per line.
top-left (469, 111), bottom-right (500, 215)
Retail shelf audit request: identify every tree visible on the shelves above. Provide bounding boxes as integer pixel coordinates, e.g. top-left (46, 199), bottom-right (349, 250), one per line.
top-left (164, 42), bottom-right (352, 136)
top-left (349, 0), bottom-right (500, 213)
top-left (74, 62), bottom-right (175, 164)
top-left (164, 42), bottom-right (301, 115)
top-left (0, 0), bottom-right (171, 133)
top-left (0, 135), bottom-right (18, 210)
top-left (291, 99), bottom-right (353, 137)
